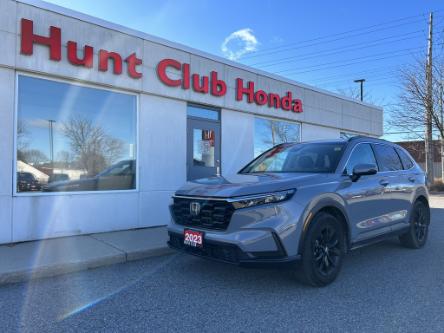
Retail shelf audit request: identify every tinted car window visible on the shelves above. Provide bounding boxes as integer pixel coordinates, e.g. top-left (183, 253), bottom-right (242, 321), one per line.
top-left (396, 148), bottom-right (414, 169)
top-left (372, 144), bottom-right (402, 171)
top-left (345, 143), bottom-right (377, 174)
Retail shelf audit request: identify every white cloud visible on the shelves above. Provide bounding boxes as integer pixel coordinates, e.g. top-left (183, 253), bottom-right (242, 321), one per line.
top-left (221, 28), bottom-right (259, 61)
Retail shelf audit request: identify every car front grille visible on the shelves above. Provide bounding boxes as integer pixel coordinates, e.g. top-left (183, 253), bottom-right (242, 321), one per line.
top-left (171, 196), bottom-right (235, 231)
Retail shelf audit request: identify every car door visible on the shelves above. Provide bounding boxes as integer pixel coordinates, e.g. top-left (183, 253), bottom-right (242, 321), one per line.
top-left (395, 147), bottom-right (418, 208)
top-left (371, 144), bottom-right (411, 229)
top-left (337, 143), bottom-right (390, 242)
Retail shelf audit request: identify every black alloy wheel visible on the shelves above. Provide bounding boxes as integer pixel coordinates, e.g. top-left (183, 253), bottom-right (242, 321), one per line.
top-left (413, 204), bottom-right (428, 243)
top-left (300, 212), bottom-right (346, 287)
top-left (400, 200), bottom-right (430, 249)
top-left (313, 225), bottom-right (341, 277)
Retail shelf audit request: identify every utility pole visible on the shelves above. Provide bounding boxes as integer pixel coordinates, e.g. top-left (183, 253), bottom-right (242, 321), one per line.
top-left (425, 12), bottom-right (435, 186)
top-left (354, 79), bottom-right (365, 101)
top-left (440, 80), bottom-right (443, 182)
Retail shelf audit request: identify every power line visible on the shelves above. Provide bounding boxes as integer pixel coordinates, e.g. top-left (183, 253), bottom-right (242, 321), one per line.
top-left (275, 46), bottom-right (427, 74)
top-left (317, 72), bottom-right (400, 87)
top-left (301, 64), bottom-right (403, 84)
top-left (243, 15), bottom-right (426, 58)
top-left (242, 13), bottom-right (442, 60)
top-left (251, 30), bottom-right (424, 68)
top-left (311, 66), bottom-right (402, 85)
top-left (279, 50), bottom-right (424, 76)
top-left (320, 79), bottom-right (401, 91)
top-left (251, 22), bottom-right (444, 70)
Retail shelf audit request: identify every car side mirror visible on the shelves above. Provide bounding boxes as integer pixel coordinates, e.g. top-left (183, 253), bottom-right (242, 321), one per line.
top-left (351, 163), bottom-right (377, 182)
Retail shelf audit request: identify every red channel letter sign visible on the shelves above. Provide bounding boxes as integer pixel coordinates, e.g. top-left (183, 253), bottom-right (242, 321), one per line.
top-left (19, 18), bottom-right (303, 113)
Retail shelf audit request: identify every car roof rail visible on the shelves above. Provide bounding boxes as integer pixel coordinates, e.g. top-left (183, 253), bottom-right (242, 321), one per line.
top-left (347, 135), bottom-right (388, 143)
top-left (347, 135), bottom-right (367, 141)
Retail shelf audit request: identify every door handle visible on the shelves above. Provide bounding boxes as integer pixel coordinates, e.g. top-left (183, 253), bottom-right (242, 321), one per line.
top-left (379, 179), bottom-right (389, 186)
top-left (408, 176), bottom-right (416, 183)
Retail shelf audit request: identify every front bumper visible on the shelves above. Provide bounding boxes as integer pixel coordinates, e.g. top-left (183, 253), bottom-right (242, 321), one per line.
top-left (168, 231), bottom-right (301, 267)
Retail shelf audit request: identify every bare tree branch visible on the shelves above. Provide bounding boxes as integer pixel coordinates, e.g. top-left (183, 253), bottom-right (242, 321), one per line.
top-left (62, 116), bottom-right (124, 176)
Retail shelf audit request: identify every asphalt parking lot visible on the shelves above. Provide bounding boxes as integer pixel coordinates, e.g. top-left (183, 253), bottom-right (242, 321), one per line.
top-left (1, 198), bottom-right (444, 333)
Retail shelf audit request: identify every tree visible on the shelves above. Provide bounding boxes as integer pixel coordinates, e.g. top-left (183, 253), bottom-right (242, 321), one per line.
top-left (336, 87), bottom-right (384, 106)
top-left (62, 116), bottom-right (124, 176)
top-left (388, 53), bottom-right (444, 183)
top-left (388, 58), bottom-right (444, 138)
top-left (262, 119), bottom-right (298, 146)
top-left (22, 149), bottom-right (48, 165)
top-left (56, 150), bottom-right (75, 168)
top-left (17, 119), bottom-right (29, 161)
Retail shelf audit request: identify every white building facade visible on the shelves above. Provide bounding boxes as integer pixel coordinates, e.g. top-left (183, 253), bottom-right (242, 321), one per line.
top-left (0, 0), bottom-right (383, 244)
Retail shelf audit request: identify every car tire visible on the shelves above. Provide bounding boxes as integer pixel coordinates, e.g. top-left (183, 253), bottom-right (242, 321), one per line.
top-left (399, 200), bottom-right (430, 249)
top-left (299, 212), bottom-right (346, 287)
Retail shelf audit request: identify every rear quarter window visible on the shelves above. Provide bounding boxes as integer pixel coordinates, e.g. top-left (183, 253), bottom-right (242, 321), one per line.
top-left (396, 148), bottom-right (414, 170)
top-left (372, 144), bottom-right (403, 171)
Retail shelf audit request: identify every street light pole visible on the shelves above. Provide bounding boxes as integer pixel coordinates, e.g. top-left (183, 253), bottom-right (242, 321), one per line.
top-left (48, 119), bottom-right (56, 169)
top-left (354, 79), bottom-right (365, 102)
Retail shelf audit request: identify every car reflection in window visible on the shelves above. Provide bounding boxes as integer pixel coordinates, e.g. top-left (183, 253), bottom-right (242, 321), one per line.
top-left (17, 172), bottom-right (42, 192)
top-left (48, 173), bottom-right (70, 183)
top-left (43, 160), bottom-right (136, 192)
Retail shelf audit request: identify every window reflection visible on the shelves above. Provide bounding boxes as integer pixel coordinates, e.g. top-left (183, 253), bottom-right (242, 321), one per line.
top-left (254, 118), bottom-right (301, 157)
top-left (373, 145), bottom-right (403, 171)
top-left (16, 76), bottom-right (137, 193)
top-left (193, 129), bottom-right (215, 167)
top-left (345, 144), bottom-right (377, 174)
top-left (187, 105), bottom-right (219, 120)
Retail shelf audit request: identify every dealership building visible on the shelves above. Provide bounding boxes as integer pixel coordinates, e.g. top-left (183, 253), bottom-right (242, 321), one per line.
top-left (0, 0), bottom-right (383, 245)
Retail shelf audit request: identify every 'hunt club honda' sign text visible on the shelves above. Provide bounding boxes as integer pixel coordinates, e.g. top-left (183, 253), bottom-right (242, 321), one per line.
top-left (20, 18), bottom-right (303, 113)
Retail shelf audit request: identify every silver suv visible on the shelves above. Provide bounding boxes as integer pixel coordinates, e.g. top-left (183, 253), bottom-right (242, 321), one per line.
top-left (168, 136), bottom-right (430, 286)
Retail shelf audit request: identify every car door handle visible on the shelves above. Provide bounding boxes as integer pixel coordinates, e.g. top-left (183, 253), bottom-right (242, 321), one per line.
top-left (408, 176), bottom-right (416, 183)
top-left (379, 179), bottom-right (389, 186)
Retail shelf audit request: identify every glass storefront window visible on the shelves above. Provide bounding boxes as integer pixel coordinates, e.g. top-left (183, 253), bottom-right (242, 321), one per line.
top-left (193, 129), bottom-right (215, 167)
top-left (16, 75), bottom-right (137, 193)
top-left (254, 117), bottom-right (301, 157)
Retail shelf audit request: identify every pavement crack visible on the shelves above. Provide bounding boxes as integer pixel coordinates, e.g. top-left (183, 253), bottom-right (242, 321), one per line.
top-left (88, 235), bottom-right (128, 261)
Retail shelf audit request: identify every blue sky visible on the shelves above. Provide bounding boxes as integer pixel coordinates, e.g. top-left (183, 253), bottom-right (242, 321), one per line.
top-left (45, 0), bottom-right (444, 141)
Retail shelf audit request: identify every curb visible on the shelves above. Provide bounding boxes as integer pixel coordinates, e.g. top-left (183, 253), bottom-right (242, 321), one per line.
top-left (126, 246), bottom-right (174, 262)
top-left (0, 246), bottom-right (174, 286)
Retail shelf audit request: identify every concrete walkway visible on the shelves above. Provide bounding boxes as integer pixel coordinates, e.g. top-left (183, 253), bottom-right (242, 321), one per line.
top-left (0, 226), bottom-right (173, 285)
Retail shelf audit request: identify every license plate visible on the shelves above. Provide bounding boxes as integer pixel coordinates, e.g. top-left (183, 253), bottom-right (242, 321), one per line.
top-left (184, 229), bottom-right (204, 248)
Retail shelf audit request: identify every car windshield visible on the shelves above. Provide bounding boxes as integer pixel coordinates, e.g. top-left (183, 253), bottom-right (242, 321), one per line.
top-left (240, 142), bottom-right (346, 174)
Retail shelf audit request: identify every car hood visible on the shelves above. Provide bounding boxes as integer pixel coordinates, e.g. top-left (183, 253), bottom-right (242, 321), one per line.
top-left (45, 177), bottom-right (97, 190)
top-left (175, 173), bottom-right (332, 198)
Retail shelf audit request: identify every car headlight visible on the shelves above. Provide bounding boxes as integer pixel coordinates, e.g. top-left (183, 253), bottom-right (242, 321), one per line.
top-left (229, 189), bottom-right (296, 209)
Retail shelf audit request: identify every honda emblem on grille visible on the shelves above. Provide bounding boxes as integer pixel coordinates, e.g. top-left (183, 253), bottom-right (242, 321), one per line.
top-left (190, 202), bottom-right (201, 216)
